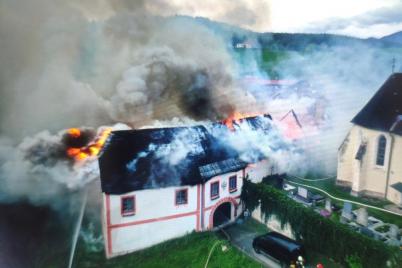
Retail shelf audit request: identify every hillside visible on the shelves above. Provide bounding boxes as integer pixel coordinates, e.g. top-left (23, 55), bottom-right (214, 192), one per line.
top-left (176, 16), bottom-right (401, 51)
top-left (381, 31), bottom-right (402, 45)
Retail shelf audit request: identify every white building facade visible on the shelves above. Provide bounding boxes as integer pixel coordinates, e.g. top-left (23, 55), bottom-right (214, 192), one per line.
top-left (98, 115), bottom-right (276, 258)
top-left (102, 160), bottom-right (271, 258)
top-left (337, 73), bottom-right (402, 206)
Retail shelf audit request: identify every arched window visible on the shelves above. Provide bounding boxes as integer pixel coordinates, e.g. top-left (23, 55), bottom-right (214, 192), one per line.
top-left (376, 135), bottom-right (387, 166)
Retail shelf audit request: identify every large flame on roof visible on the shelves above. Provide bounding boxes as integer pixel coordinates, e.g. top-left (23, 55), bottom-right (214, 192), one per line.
top-left (66, 127), bottom-right (112, 161)
top-left (222, 111), bottom-right (262, 130)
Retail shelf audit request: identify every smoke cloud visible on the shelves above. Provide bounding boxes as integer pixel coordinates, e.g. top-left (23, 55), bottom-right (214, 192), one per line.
top-left (1, 0), bottom-right (396, 208)
top-left (235, 37), bottom-right (399, 174)
top-left (0, 0), bottom-right (264, 205)
top-left (125, 116), bottom-right (305, 189)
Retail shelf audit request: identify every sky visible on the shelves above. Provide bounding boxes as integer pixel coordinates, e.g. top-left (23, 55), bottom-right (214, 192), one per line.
top-left (146, 0), bottom-right (402, 38)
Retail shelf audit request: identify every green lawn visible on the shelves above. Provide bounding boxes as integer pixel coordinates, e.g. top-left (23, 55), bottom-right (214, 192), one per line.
top-left (72, 231), bottom-right (262, 268)
top-left (286, 175), bottom-right (402, 227)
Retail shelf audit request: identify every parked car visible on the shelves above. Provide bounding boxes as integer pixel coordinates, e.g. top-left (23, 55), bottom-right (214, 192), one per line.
top-left (252, 232), bottom-right (306, 266)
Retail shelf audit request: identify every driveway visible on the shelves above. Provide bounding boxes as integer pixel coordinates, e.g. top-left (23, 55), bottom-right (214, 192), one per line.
top-left (222, 218), bottom-right (282, 268)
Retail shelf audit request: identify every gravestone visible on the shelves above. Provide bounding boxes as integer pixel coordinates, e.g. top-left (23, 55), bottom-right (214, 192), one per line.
top-left (341, 202), bottom-right (353, 221)
top-left (325, 199), bottom-right (332, 212)
top-left (386, 238), bottom-right (400, 247)
top-left (360, 226), bottom-right (375, 238)
top-left (297, 187), bottom-right (308, 199)
top-left (356, 207), bottom-right (368, 226)
top-left (389, 224), bottom-right (399, 239)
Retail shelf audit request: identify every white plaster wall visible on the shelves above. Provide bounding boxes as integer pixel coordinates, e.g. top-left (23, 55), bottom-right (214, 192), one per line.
top-left (108, 185), bottom-right (198, 226)
top-left (386, 135), bottom-right (402, 203)
top-left (337, 126), bottom-right (391, 195)
top-left (203, 170), bottom-right (243, 228)
top-left (104, 185), bottom-right (199, 257)
top-left (337, 126), bottom-right (359, 186)
top-left (251, 205), bottom-right (294, 239)
top-left (204, 170), bottom-right (243, 209)
top-left (337, 125), bottom-right (402, 204)
top-left (102, 158), bottom-right (274, 257)
top-left (358, 127), bottom-right (390, 195)
top-left (110, 214), bottom-right (196, 257)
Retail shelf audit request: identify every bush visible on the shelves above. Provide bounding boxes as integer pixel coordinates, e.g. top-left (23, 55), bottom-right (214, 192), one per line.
top-left (345, 254), bottom-right (363, 268)
top-left (241, 179), bottom-right (401, 268)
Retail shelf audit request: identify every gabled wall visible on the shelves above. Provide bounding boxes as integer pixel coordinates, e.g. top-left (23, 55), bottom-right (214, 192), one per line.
top-left (337, 125), bottom-right (402, 203)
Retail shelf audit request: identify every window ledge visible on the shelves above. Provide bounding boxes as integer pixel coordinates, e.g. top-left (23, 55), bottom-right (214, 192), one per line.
top-left (175, 202), bottom-right (188, 206)
top-left (122, 212), bottom-right (135, 217)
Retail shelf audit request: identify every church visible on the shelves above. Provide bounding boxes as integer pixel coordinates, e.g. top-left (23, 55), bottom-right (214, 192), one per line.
top-left (337, 73), bottom-right (402, 206)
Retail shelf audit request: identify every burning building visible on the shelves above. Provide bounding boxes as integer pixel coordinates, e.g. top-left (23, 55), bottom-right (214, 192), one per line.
top-left (98, 114), bottom-right (277, 258)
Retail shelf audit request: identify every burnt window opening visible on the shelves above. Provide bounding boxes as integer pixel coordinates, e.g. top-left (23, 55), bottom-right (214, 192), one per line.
top-left (229, 175), bottom-right (237, 192)
top-left (175, 189), bottom-right (188, 205)
top-left (121, 196), bottom-right (135, 216)
top-left (376, 135), bottom-right (387, 166)
top-left (211, 181), bottom-right (219, 200)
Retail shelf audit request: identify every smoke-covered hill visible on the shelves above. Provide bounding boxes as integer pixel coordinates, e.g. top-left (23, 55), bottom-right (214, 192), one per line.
top-left (381, 31), bottom-right (402, 45)
top-left (179, 16), bottom-right (402, 51)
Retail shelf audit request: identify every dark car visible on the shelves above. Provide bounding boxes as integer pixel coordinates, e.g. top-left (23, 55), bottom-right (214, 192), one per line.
top-left (252, 232), bottom-right (306, 266)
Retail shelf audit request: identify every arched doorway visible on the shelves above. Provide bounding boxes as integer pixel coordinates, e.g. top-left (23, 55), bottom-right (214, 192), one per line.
top-left (212, 202), bottom-right (231, 227)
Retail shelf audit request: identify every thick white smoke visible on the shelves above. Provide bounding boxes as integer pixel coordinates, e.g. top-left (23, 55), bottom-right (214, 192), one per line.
top-left (125, 116), bottom-right (305, 189)
top-left (234, 40), bottom-right (397, 174)
top-left (0, 0), bottom-right (261, 205)
top-left (211, 116), bottom-right (305, 173)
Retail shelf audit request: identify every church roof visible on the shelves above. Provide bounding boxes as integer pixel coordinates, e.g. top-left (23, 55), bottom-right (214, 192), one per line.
top-left (98, 115), bottom-right (271, 194)
top-left (352, 73), bottom-right (402, 135)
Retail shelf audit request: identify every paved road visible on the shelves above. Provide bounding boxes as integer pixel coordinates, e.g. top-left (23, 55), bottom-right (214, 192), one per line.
top-left (223, 220), bottom-right (282, 268)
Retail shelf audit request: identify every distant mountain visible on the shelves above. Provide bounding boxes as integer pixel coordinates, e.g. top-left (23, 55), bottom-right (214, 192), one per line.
top-left (175, 16), bottom-right (400, 51)
top-left (381, 31), bottom-right (402, 45)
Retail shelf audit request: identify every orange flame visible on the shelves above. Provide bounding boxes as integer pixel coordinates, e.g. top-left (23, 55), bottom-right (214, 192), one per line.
top-left (222, 111), bottom-right (261, 130)
top-left (66, 128), bottom-right (112, 162)
top-left (68, 128), bottom-right (81, 138)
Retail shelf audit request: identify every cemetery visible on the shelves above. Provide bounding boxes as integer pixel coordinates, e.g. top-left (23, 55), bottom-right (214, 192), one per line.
top-left (284, 183), bottom-right (402, 248)
top-left (242, 179), bottom-right (401, 267)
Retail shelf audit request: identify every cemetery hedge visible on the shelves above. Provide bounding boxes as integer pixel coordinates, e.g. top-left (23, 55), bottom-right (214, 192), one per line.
top-left (241, 179), bottom-right (401, 268)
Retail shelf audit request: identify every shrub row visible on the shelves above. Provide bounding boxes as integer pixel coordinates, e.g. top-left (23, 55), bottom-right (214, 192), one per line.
top-left (241, 179), bottom-right (401, 268)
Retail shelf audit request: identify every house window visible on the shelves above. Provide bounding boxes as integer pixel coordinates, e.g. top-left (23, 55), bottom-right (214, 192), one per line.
top-left (229, 176), bottom-right (237, 193)
top-left (121, 196), bottom-right (135, 216)
top-left (376, 135), bottom-right (387, 166)
top-left (211, 181), bottom-right (219, 200)
top-left (175, 189), bottom-right (188, 205)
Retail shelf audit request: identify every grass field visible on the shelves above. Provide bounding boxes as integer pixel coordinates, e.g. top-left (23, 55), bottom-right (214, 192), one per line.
top-left (72, 231), bottom-right (262, 268)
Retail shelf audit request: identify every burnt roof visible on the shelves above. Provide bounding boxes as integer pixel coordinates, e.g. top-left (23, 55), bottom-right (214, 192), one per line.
top-left (99, 115), bottom-right (271, 194)
top-left (352, 73), bottom-right (402, 135)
